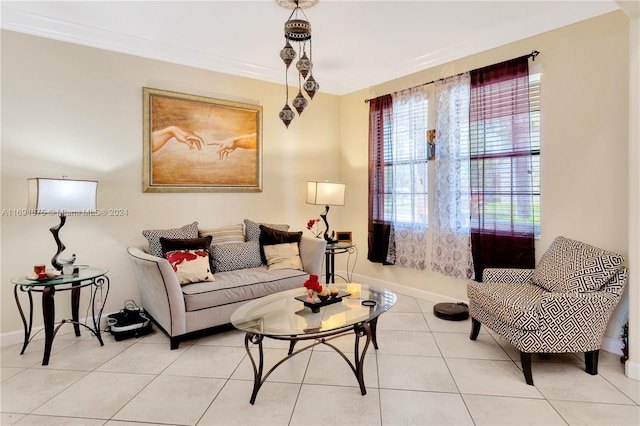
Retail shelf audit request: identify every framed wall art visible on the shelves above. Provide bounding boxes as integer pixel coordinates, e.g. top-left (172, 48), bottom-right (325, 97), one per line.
top-left (143, 87), bottom-right (263, 192)
top-left (427, 129), bottom-right (436, 160)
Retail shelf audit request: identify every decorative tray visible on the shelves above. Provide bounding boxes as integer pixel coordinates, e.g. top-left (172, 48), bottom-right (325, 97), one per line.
top-left (295, 291), bottom-right (351, 313)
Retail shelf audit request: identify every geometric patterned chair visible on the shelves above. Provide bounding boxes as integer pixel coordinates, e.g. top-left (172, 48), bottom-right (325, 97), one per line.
top-left (467, 236), bottom-right (628, 385)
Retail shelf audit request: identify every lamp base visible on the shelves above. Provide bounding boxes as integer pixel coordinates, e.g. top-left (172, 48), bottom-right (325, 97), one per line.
top-left (320, 205), bottom-right (338, 244)
top-left (324, 233), bottom-right (338, 244)
top-left (50, 215), bottom-right (76, 271)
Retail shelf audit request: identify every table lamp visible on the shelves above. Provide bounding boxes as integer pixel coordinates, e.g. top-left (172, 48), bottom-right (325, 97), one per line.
top-left (27, 177), bottom-right (98, 270)
top-left (306, 180), bottom-right (345, 243)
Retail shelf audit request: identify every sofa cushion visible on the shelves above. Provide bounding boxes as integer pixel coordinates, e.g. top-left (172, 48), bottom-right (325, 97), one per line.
top-left (259, 225), bottom-right (303, 263)
top-left (199, 224), bottom-right (244, 246)
top-left (244, 218), bottom-right (289, 242)
top-left (532, 236), bottom-right (624, 293)
top-left (211, 241), bottom-right (262, 272)
top-left (263, 242), bottom-right (303, 271)
top-left (467, 281), bottom-right (544, 331)
top-left (181, 266), bottom-right (308, 312)
top-left (142, 222), bottom-right (199, 258)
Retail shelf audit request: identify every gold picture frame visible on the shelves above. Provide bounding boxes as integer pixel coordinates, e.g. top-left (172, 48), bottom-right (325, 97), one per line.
top-left (143, 87), bottom-right (263, 192)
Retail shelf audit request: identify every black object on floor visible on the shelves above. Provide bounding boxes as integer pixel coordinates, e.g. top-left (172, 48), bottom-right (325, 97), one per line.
top-left (433, 302), bottom-right (469, 321)
top-left (106, 301), bottom-right (152, 341)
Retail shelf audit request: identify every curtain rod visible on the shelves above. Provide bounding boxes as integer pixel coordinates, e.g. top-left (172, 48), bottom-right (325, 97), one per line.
top-left (364, 50), bottom-right (539, 103)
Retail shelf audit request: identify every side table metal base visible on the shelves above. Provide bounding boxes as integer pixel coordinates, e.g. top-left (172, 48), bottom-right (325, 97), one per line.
top-left (14, 274), bottom-right (109, 365)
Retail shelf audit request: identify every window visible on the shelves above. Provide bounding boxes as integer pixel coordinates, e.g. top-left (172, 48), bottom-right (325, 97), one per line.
top-left (374, 87), bottom-right (429, 227)
top-left (469, 73), bottom-right (541, 237)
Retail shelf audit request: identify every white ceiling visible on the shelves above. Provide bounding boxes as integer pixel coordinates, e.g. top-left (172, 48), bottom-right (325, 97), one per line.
top-left (0, 1), bottom-right (621, 95)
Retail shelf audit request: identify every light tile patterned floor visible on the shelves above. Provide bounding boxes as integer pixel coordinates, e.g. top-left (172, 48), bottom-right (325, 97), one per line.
top-left (1, 293), bottom-right (638, 426)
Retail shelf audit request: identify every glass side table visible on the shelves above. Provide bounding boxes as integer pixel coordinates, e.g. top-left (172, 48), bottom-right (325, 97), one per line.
top-left (11, 267), bottom-right (110, 365)
top-left (324, 242), bottom-right (357, 284)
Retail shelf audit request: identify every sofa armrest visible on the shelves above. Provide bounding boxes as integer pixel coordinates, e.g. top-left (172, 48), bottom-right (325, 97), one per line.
top-left (127, 246), bottom-right (186, 337)
top-left (299, 236), bottom-right (327, 276)
top-left (482, 268), bottom-right (534, 284)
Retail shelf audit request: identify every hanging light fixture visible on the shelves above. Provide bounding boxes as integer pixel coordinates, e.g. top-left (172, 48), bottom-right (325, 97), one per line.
top-left (277, 0), bottom-right (320, 127)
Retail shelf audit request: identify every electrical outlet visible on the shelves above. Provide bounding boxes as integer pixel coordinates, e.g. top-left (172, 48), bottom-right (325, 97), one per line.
top-left (95, 299), bottom-right (103, 310)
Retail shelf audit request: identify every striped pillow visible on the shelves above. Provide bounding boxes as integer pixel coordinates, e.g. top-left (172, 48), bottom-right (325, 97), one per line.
top-left (199, 224), bottom-right (244, 246)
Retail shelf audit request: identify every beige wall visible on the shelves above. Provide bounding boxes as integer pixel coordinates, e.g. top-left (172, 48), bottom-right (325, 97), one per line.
top-left (625, 11), bottom-right (639, 378)
top-left (0, 30), bottom-right (341, 333)
top-left (1, 11), bottom-right (634, 360)
top-left (339, 11), bottom-right (631, 340)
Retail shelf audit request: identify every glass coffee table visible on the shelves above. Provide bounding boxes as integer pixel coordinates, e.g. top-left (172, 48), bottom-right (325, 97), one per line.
top-left (231, 284), bottom-right (396, 404)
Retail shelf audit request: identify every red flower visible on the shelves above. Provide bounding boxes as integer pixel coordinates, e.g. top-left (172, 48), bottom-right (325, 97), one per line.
top-left (306, 218), bottom-right (323, 237)
top-left (303, 274), bottom-right (322, 292)
top-left (306, 218), bottom-right (321, 230)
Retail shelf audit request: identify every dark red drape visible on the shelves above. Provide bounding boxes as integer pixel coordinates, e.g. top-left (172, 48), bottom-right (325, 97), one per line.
top-left (368, 95), bottom-right (394, 264)
top-left (469, 56), bottom-right (535, 280)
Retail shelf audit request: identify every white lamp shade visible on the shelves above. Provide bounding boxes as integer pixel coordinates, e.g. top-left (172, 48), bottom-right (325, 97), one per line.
top-left (306, 181), bottom-right (345, 206)
top-left (28, 178), bottom-right (98, 213)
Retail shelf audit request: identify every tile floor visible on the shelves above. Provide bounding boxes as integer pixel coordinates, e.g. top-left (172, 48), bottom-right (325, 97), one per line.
top-left (1, 292), bottom-right (638, 426)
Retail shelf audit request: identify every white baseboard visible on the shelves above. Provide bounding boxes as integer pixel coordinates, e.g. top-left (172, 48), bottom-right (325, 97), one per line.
top-left (625, 361), bottom-right (640, 381)
top-left (0, 314), bottom-right (114, 348)
top-left (338, 271), bottom-right (467, 304)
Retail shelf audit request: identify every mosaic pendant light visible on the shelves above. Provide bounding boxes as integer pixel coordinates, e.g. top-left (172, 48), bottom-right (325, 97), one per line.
top-left (296, 52), bottom-right (312, 79)
top-left (292, 90), bottom-right (308, 115)
top-left (279, 104), bottom-right (295, 128)
top-left (280, 40), bottom-right (296, 68)
top-left (278, 0), bottom-right (319, 127)
top-left (303, 74), bottom-right (319, 99)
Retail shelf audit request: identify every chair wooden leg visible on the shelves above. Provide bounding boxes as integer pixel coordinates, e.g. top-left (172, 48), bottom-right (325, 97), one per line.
top-left (585, 350), bottom-right (599, 375)
top-left (470, 318), bottom-right (481, 340)
top-left (520, 351), bottom-right (534, 385)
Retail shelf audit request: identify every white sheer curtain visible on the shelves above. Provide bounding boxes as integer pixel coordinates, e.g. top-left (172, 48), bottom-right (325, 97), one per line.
top-left (431, 73), bottom-right (475, 279)
top-left (386, 86), bottom-right (428, 270)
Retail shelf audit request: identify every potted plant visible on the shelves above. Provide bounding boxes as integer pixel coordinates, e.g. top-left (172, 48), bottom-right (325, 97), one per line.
top-left (620, 318), bottom-right (629, 363)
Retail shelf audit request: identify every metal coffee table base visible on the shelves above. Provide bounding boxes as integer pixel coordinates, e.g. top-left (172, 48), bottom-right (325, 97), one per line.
top-left (244, 318), bottom-right (378, 405)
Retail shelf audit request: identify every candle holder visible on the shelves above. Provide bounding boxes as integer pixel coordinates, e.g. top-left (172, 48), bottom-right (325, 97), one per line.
top-left (347, 283), bottom-right (361, 298)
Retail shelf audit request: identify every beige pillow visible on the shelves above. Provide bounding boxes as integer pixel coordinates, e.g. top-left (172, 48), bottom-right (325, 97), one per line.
top-left (262, 242), bottom-right (303, 271)
top-left (199, 224), bottom-right (244, 245)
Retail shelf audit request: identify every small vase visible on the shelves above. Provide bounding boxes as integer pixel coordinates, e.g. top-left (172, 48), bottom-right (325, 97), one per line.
top-left (306, 288), bottom-right (316, 303)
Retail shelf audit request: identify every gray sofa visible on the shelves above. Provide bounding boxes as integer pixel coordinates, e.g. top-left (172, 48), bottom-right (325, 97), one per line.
top-left (127, 221), bottom-right (327, 349)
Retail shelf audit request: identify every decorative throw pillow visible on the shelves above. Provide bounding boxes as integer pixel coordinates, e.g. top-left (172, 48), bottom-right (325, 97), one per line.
top-left (160, 236), bottom-right (213, 268)
top-left (211, 241), bottom-right (263, 272)
top-left (199, 224), bottom-right (244, 246)
top-left (259, 225), bottom-right (303, 264)
top-left (142, 222), bottom-right (199, 258)
top-left (160, 236), bottom-right (213, 254)
top-left (164, 249), bottom-right (215, 285)
top-left (263, 242), bottom-right (303, 271)
top-left (244, 218), bottom-right (289, 242)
